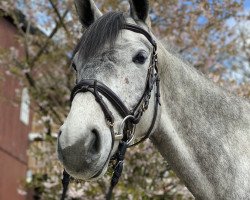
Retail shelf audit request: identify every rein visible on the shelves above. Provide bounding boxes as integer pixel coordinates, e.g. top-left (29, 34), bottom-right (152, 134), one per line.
top-left (60, 23), bottom-right (161, 200)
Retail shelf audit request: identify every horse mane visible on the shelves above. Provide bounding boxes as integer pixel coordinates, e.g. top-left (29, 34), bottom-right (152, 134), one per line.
top-left (74, 11), bottom-right (126, 60)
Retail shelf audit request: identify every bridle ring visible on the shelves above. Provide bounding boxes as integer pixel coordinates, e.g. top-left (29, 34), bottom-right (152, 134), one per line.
top-left (116, 115), bottom-right (136, 144)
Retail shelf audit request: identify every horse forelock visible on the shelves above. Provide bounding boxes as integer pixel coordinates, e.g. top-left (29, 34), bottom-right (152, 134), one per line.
top-left (73, 11), bottom-right (127, 61)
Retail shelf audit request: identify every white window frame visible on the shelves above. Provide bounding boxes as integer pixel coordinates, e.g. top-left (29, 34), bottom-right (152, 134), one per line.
top-left (20, 87), bottom-right (30, 125)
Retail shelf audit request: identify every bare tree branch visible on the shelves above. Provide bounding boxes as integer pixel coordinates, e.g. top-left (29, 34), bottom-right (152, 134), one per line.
top-left (29, 9), bottom-right (69, 68)
top-left (48, 0), bottom-right (70, 36)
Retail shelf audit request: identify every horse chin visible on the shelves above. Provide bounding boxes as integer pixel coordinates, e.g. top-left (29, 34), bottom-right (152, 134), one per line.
top-left (88, 164), bottom-right (109, 181)
top-left (63, 156), bottom-right (110, 181)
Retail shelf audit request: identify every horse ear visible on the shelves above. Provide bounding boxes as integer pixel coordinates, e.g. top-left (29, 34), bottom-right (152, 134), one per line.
top-left (74, 0), bottom-right (102, 28)
top-left (129, 0), bottom-right (151, 26)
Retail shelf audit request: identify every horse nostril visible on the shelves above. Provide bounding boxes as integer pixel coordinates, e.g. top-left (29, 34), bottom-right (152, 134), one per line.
top-left (89, 129), bottom-right (101, 154)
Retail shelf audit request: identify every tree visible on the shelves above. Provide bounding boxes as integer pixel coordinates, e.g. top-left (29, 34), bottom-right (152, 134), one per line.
top-left (0, 0), bottom-right (249, 199)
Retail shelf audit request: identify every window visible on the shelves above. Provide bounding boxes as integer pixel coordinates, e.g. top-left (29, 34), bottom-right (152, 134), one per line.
top-left (20, 88), bottom-right (30, 125)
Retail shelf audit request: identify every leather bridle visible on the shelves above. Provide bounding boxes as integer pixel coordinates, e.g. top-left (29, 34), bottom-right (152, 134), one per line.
top-left (61, 24), bottom-right (161, 200)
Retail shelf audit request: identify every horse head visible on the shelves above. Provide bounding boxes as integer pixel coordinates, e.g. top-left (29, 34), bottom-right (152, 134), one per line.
top-left (57, 0), bottom-right (160, 181)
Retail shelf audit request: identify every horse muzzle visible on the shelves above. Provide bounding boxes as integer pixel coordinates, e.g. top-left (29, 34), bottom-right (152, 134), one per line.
top-left (57, 118), bottom-right (112, 180)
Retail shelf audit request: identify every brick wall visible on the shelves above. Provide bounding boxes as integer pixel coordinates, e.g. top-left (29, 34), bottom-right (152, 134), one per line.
top-left (0, 17), bottom-right (32, 200)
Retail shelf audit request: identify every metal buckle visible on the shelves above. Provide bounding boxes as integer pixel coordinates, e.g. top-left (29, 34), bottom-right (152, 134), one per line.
top-left (114, 115), bottom-right (136, 144)
top-left (114, 134), bottom-right (123, 141)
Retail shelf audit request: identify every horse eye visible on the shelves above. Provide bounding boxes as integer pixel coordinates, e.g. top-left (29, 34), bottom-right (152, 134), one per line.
top-left (132, 51), bottom-right (148, 64)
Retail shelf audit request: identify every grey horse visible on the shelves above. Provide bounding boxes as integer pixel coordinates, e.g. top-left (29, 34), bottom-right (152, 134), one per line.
top-left (57, 0), bottom-right (250, 199)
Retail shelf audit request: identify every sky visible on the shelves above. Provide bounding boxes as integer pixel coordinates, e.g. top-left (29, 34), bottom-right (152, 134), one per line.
top-left (244, 0), bottom-right (250, 10)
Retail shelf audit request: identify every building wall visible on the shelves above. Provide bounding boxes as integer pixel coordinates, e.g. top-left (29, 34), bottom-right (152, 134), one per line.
top-left (0, 17), bottom-right (32, 200)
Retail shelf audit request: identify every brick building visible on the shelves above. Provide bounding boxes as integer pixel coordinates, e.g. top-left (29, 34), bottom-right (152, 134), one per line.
top-left (0, 10), bottom-right (33, 200)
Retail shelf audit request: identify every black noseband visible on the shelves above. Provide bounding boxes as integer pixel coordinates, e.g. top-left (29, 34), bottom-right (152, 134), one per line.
top-left (70, 79), bottom-right (130, 120)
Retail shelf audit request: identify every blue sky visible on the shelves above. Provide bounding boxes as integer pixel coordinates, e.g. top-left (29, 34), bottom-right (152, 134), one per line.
top-left (244, 1), bottom-right (250, 10)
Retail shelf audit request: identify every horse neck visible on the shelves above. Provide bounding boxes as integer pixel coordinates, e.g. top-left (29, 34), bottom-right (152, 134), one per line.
top-left (150, 42), bottom-right (250, 200)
